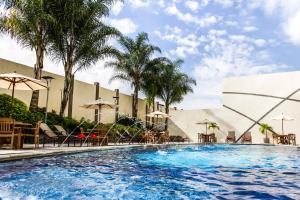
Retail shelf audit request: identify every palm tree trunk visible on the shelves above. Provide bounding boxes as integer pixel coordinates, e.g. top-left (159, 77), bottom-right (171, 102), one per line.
top-left (132, 85), bottom-right (139, 118)
top-left (29, 46), bottom-right (44, 112)
top-left (60, 62), bottom-right (73, 117)
top-left (165, 104), bottom-right (169, 131)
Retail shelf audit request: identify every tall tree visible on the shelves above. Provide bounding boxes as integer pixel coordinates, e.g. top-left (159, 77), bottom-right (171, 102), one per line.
top-left (1, 0), bottom-right (53, 111)
top-left (107, 32), bottom-right (165, 118)
top-left (47, 0), bottom-right (120, 116)
top-left (157, 59), bottom-right (196, 130)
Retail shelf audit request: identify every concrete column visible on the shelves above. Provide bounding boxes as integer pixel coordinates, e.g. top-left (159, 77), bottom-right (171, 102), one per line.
top-left (114, 89), bottom-right (120, 122)
top-left (131, 94), bottom-right (134, 117)
top-left (94, 82), bottom-right (100, 122)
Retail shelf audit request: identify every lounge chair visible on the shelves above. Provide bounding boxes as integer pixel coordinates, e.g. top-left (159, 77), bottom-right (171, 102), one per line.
top-left (54, 125), bottom-right (80, 147)
top-left (226, 131), bottom-right (236, 143)
top-left (0, 118), bottom-right (19, 149)
top-left (40, 123), bottom-right (67, 147)
top-left (241, 132), bottom-right (252, 143)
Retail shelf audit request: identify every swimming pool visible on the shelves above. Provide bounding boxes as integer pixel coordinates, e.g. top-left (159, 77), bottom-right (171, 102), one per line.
top-left (0, 145), bottom-right (299, 199)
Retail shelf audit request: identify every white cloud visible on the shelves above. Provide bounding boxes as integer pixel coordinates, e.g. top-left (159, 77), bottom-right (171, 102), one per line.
top-left (109, 18), bottom-right (138, 35)
top-left (249, 0), bottom-right (300, 45)
top-left (154, 26), bottom-right (205, 58)
top-left (165, 4), bottom-right (221, 27)
top-left (184, 1), bottom-right (199, 12)
top-left (190, 31), bottom-right (287, 108)
top-left (127, 0), bottom-right (165, 8)
top-left (283, 10), bottom-right (300, 44)
top-left (243, 26), bottom-right (258, 32)
top-left (111, 2), bottom-right (124, 16)
top-left (214, 0), bottom-right (234, 7)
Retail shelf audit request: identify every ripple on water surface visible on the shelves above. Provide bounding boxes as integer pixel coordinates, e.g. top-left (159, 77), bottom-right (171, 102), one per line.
top-left (0, 145), bottom-right (300, 200)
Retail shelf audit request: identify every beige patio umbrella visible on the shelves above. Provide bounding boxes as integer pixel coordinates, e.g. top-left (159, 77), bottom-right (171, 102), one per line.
top-left (146, 110), bottom-right (171, 118)
top-left (271, 113), bottom-right (294, 134)
top-left (196, 119), bottom-right (214, 134)
top-left (0, 72), bottom-right (47, 114)
top-left (80, 99), bottom-right (115, 122)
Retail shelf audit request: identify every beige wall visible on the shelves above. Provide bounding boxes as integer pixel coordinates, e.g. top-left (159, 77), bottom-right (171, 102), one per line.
top-left (0, 58), bottom-right (150, 122)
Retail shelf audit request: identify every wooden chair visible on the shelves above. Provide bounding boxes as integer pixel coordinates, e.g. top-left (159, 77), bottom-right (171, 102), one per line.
top-left (22, 121), bottom-right (41, 149)
top-left (272, 133), bottom-right (280, 144)
top-left (287, 133), bottom-right (296, 145)
top-left (226, 131), bottom-right (236, 143)
top-left (89, 128), bottom-right (108, 146)
top-left (145, 131), bottom-right (155, 144)
top-left (0, 118), bottom-right (18, 149)
top-left (241, 132), bottom-right (252, 144)
top-left (208, 133), bottom-right (217, 143)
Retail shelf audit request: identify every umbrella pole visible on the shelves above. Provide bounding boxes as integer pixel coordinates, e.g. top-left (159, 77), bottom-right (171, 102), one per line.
top-left (10, 79), bottom-right (16, 117)
top-left (282, 119), bottom-right (284, 134)
top-left (98, 105), bottom-right (101, 123)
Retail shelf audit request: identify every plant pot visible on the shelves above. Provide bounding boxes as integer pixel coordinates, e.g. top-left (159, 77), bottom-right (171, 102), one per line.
top-left (264, 138), bottom-right (270, 144)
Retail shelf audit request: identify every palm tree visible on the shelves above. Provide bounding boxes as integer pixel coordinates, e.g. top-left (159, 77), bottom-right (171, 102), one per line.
top-left (208, 122), bottom-right (220, 133)
top-left (1, 0), bottom-right (53, 111)
top-left (157, 59), bottom-right (196, 130)
top-left (107, 32), bottom-right (165, 118)
top-left (259, 123), bottom-right (273, 142)
top-left (47, 0), bottom-right (120, 116)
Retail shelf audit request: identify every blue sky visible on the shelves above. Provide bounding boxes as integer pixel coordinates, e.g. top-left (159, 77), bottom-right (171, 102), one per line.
top-left (1, 0), bottom-right (300, 109)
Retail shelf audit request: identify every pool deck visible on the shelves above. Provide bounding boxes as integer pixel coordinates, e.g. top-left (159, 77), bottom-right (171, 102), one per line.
top-left (0, 143), bottom-right (191, 162)
top-left (0, 143), bottom-right (298, 162)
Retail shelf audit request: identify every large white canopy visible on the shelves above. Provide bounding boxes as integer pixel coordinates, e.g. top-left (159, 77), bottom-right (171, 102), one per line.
top-left (0, 72), bottom-right (47, 91)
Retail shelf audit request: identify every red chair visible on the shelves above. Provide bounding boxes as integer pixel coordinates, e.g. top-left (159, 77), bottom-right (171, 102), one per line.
top-left (226, 131), bottom-right (236, 143)
top-left (241, 132), bottom-right (252, 144)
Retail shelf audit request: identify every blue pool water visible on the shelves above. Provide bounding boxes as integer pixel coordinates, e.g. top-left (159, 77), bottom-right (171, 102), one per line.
top-left (0, 145), bottom-right (300, 200)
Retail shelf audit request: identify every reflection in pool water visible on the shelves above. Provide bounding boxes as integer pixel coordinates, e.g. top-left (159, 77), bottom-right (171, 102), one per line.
top-left (0, 145), bottom-right (300, 199)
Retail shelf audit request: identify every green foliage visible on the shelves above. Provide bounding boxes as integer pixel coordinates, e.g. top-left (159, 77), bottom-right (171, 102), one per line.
top-left (259, 123), bottom-right (273, 139)
top-left (106, 32), bottom-right (167, 117)
top-left (208, 122), bottom-right (220, 132)
top-left (118, 115), bottom-right (146, 130)
top-left (47, 0), bottom-right (120, 116)
top-left (0, 94), bottom-right (31, 121)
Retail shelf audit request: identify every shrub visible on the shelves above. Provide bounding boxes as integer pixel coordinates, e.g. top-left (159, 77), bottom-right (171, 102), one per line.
top-left (0, 94), bottom-right (31, 122)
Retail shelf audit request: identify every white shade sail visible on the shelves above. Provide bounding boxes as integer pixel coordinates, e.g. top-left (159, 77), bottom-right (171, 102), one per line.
top-left (0, 72), bottom-right (47, 91)
top-left (147, 111), bottom-right (171, 118)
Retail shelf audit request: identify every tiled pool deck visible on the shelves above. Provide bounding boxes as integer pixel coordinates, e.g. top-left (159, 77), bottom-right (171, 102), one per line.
top-left (0, 143), bottom-right (298, 162)
top-left (0, 143), bottom-right (191, 162)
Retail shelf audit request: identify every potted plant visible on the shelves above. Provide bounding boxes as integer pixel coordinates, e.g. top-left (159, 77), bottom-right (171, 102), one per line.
top-left (208, 122), bottom-right (219, 143)
top-left (259, 123), bottom-right (272, 144)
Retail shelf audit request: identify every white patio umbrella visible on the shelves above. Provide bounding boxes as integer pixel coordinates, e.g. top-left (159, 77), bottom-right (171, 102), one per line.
top-left (0, 72), bottom-right (47, 114)
top-left (80, 99), bottom-right (115, 122)
top-left (271, 113), bottom-right (294, 134)
top-left (146, 110), bottom-right (171, 118)
top-left (196, 119), bottom-right (214, 134)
